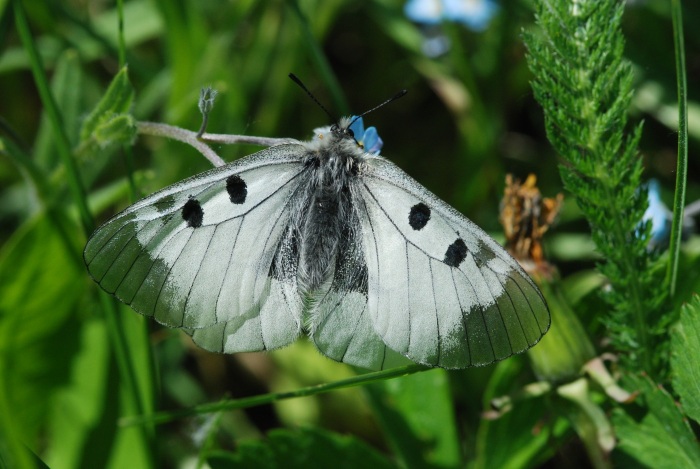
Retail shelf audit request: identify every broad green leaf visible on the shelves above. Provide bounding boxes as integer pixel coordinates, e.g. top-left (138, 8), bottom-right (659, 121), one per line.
top-left (613, 374), bottom-right (700, 468)
top-left (672, 294), bottom-right (700, 422)
top-left (366, 369), bottom-right (460, 468)
top-left (206, 427), bottom-right (393, 469)
top-left (0, 214), bottom-right (85, 452)
top-left (475, 358), bottom-right (568, 469)
top-left (43, 303), bottom-right (153, 469)
top-left (44, 317), bottom-right (112, 469)
top-left (528, 281), bottom-right (596, 382)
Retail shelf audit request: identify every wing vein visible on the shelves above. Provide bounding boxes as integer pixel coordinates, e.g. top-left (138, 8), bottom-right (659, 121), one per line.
top-left (450, 268), bottom-right (472, 366)
top-left (429, 259), bottom-right (441, 366)
top-left (153, 229), bottom-right (195, 318)
top-left (181, 224), bottom-right (219, 326)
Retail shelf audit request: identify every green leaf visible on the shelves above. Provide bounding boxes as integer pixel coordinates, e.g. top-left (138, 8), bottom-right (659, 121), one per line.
top-left (34, 49), bottom-right (84, 169)
top-left (613, 374), bottom-right (700, 468)
top-left (524, 0), bottom-right (664, 374)
top-left (0, 214), bottom-right (85, 454)
top-left (475, 358), bottom-right (568, 469)
top-left (366, 369), bottom-right (461, 468)
top-left (206, 427), bottom-right (393, 469)
top-left (78, 66), bottom-right (136, 153)
top-left (671, 295), bottom-right (700, 422)
top-left (528, 281), bottom-right (596, 382)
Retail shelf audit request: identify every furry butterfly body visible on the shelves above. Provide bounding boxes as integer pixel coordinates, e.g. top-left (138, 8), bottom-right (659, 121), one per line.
top-left (84, 117), bottom-right (550, 370)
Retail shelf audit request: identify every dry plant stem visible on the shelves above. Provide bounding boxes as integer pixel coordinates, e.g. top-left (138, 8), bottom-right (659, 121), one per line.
top-left (137, 122), bottom-right (298, 168)
top-left (201, 132), bottom-right (299, 147)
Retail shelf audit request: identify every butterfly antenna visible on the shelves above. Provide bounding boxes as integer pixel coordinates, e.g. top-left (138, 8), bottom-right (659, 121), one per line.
top-left (289, 73), bottom-right (336, 122)
top-left (349, 89), bottom-right (408, 128)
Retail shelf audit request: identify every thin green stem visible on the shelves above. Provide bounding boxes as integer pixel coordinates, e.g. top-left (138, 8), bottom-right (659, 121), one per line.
top-left (667, 0), bottom-right (688, 298)
top-left (116, 0), bottom-right (126, 67)
top-left (121, 364), bottom-right (428, 426)
top-left (116, 0), bottom-right (138, 200)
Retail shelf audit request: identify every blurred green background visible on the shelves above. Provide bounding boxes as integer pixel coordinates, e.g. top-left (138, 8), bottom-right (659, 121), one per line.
top-left (1, 0), bottom-right (699, 468)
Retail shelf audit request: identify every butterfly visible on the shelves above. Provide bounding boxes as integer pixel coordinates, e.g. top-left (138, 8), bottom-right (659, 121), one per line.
top-left (84, 91), bottom-right (550, 371)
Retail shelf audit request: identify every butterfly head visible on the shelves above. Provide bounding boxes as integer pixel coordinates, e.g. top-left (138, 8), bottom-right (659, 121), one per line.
top-left (312, 116), bottom-right (383, 156)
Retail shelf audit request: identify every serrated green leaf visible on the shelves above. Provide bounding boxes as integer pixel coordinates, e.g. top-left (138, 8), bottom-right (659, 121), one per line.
top-left (206, 427), bottom-right (393, 469)
top-left (525, 0), bottom-right (662, 374)
top-left (613, 374), bottom-right (700, 468)
top-left (672, 295), bottom-right (700, 422)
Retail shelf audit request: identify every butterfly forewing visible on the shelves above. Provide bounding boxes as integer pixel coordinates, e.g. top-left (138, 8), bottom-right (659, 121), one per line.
top-left (357, 157), bottom-right (550, 368)
top-left (84, 144), bottom-right (306, 346)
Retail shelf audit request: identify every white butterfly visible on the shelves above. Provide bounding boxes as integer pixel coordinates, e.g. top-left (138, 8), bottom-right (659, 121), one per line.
top-left (84, 112), bottom-right (550, 371)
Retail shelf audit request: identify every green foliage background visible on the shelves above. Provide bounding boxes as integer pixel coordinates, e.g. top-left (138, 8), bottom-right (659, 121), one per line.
top-left (1, 0), bottom-right (699, 468)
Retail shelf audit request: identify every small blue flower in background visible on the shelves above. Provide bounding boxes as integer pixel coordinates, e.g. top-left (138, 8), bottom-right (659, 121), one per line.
top-left (404, 0), bottom-right (498, 32)
top-left (349, 116), bottom-right (383, 155)
top-left (643, 179), bottom-right (697, 249)
top-left (404, 0), bottom-right (442, 25)
top-left (644, 179), bottom-right (672, 247)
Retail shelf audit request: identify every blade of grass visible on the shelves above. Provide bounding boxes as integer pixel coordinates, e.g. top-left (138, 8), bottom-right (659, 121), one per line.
top-left (667, 0), bottom-right (688, 298)
top-left (116, 0), bottom-right (139, 200)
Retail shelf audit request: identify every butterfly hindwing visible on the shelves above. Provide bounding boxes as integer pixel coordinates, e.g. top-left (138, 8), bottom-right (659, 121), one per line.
top-left (357, 157), bottom-right (550, 369)
top-left (308, 212), bottom-right (412, 370)
top-left (84, 144), bottom-right (307, 350)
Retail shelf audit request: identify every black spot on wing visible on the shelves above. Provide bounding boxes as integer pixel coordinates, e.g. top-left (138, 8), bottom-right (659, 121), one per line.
top-left (182, 198), bottom-right (203, 228)
top-left (408, 203), bottom-right (431, 230)
top-left (226, 175), bottom-right (247, 204)
top-left (444, 238), bottom-right (467, 267)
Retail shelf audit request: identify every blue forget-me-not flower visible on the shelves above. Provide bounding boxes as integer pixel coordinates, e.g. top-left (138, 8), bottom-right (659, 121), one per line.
top-left (643, 179), bottom-right (697, 249)
top-left (404, 0), bottom-right (498, 31)
top-left (349, 116), bottom-right (383, 155)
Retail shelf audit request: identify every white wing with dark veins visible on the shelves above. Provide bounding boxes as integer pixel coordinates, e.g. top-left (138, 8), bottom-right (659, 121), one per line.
top-left (356, 156), bottom-right (550, 369)
top-left (84, 144), bottom-right (308, 351)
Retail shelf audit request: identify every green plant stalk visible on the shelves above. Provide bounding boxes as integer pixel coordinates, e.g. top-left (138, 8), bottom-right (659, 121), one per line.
top-left (117, 0), bottom-right (126, 67)
top-left (121, 364), bottom-right (428, 426)
top-left (14, 0), bottom-right (154, 453)
top-left (667, 0), bottom-right (688, 298)
top-left (116, 0), bottom-right (138, 200)
top-left (289, 0), bottom-right (349, 115)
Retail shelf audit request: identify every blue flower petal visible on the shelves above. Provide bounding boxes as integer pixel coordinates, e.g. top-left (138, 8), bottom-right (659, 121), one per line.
top-left (363, 127), bottom-right (383, 154)
top-left (643, 179), bottom-right (672, 246)
top-left (404, 0), bottom-right (443, 25)
top-left (348, 116), bottom-right (365, 140)
top-left (443, 0), bottom-right (498, 31)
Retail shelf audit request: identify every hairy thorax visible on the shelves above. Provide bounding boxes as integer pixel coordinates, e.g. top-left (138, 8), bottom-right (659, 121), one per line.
top-left (296, 134), bottom-right (366, 292)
